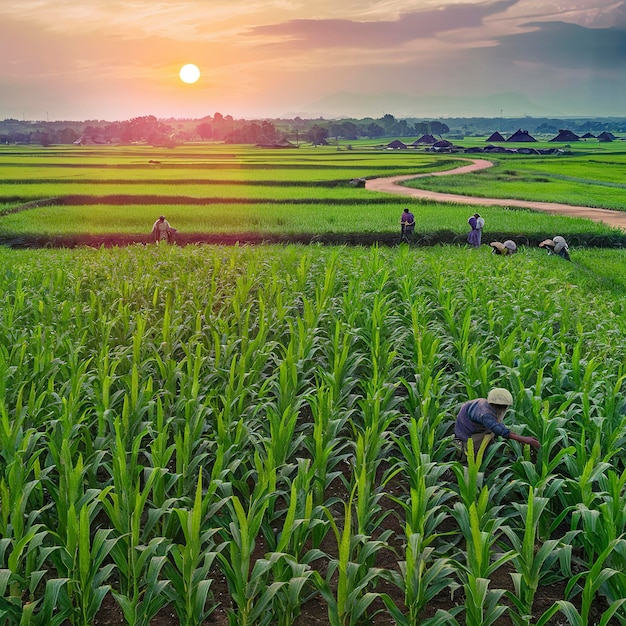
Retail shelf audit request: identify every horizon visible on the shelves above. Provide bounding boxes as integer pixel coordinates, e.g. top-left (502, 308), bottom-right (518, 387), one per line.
top-left (2, 1), bottom-right (626, 121)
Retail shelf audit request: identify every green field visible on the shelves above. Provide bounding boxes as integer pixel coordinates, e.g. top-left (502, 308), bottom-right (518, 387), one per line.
top-left (2, 243), bottom-right (626, 624)
top-left (1, 142), bottom-right (625, 245)
top-left (2, 141), bottom-right (626, 625)
top-left (403, 150), bottom-right (626, 210)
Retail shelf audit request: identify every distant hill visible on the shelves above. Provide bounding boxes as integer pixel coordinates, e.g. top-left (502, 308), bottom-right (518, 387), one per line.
top-left (301, 91), bottom-right (557, 119)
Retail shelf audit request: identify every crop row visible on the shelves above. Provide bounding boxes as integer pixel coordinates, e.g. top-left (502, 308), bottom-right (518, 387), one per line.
top-left (0, 201), bottom-right (618, 240)
top-left (1, 244), bottom-right (626, 624)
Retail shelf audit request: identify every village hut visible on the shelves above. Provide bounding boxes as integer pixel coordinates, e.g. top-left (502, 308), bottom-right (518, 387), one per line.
top-left (386, 140), bottom-right (408, 149)
top-left (507, 129), bottom-right (537, 142)
top-left (581, 132), bottom-right (596, 139)
top-left (549, 129), bottom-right (580, 142)
top-left (597, 131), bottom-right (615, 142)
top-left (73, 134), bottom-right (107, 145)
top-left (486, 131), bottom-right (506, 142)
top-left (255, 138), bottom-right (298, 148)
top-left (412, 134), bottom-right (437, 145)
top-left (432, 139), bottom-right (454, 151)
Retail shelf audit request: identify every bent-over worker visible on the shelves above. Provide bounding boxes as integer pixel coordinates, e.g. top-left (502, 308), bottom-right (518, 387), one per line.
top-left (539, 236), bottom-right (570, 261)
top-left (454, 387), bottom-right (540, 455)
top-left (490, 240), bottom-right (517, 255)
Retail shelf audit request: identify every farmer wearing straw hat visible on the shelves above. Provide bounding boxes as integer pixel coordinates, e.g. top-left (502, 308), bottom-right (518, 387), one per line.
top-left (454, 387), bottom-right (540, 454)
top-left (490, 240), bottom-right (517, 255)
top-left (539, 236), bottom-right (571, 261)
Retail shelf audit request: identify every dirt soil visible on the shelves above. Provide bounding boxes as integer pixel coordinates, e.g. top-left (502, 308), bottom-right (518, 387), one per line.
top-left (366, 157), bottom-right (626, 231)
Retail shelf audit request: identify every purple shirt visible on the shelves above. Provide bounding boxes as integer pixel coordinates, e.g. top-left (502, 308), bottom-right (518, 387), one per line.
top-left (454, 398), bottom-right (511, 442)
top-left (401, 211), bottom-right (415, 225)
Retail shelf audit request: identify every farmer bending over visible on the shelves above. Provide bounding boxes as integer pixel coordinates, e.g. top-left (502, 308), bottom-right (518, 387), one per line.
top-left (490, 240), bottom-right (517, 255)
top-left (539, 236), bottom-right (570, 261)
top-left (454, 387), bottom-right (540, 455)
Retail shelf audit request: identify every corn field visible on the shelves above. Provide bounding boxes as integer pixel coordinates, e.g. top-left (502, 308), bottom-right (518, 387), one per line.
top-left (1, 243), bottom-right (625, 625)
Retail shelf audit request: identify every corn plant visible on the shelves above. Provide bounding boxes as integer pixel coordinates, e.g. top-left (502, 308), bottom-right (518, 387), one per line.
top-left (392, 422), bottom-right (453, 541)
top-left (554, 538), bottom-right (626, 626)
top-left (49, 504), bottom-right (117, 626)
top-left (268, 557), bottom-right (317, 626)
top-left (0, 571), bottom-right (69, 626)
top-left (318, 320), bottom-right (364, 410)
top-left (503, 487), bottom-right (578, 626)
top-left (451, 436), bottom-right (490, 510)
top-left (398, 371), bottom-right (452, 461)
top-left (452, 470), bottom-right (513, 626)
top-left (164, 469), bottom-right (225, 626)
top-left (218, 492), bottom-right (287, 626)
top-left (269, 459), bottom-right (327, 564)
top-left (99, 419), bottom-right (164, 600)
top-left (303, 384), bottom-right (353, 512)
top-left (317, 491), bottom-right (388, 626)
top-left (380, 532), bottom-right (460, 626)
top-left (0, 404), bottom-right (52, 607)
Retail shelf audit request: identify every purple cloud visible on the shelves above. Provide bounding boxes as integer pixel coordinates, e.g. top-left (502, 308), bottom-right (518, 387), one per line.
top-left (247, 0), bottom-right (519, 49)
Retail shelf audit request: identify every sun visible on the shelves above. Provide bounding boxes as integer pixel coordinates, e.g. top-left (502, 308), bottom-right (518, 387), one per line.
top-left (179, 64), bottom-right (200, 84)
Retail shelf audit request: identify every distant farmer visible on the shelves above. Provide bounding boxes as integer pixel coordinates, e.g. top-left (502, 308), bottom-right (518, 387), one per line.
top-left (539, 236), bottom-right (571, 261)
top-left (467, 213), bottom-right (485, 247)
top-left (490, 240), bottom-right (517, 255)
top-left (400, 208), bottom-right (415, 242)
top-left (151, 215), bottom-right (177, 244)
top-left (454, 387), bottom-right (541, 455)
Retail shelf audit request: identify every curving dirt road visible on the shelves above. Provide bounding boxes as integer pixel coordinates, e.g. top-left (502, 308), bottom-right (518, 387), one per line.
top-left (366, 157), bottom-right (626, 231)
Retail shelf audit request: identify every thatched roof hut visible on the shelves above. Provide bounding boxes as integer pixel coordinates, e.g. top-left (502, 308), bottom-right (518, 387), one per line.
top-left (256, 138), bottom-right (298, 148)
top-left (386, 140), bottom-right (408, 149)
top-left (549, 129), bottom-right (580, 142)
top-left (432, 140), bottom-right (454, 151)
top-left (598, 131), bottom-right (615, 142)
top-left (507, 129), bottom-right (537, 142)
top-left (581, 132), bottom-right (596, 139)
top-left (486, 131), bottom-right (505, 142)
top-left (412, 134), bottom-right (437, 145)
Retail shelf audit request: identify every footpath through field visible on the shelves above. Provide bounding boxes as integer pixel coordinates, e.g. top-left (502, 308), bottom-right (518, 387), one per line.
top-left (366, 158), bottom-right (626, 231)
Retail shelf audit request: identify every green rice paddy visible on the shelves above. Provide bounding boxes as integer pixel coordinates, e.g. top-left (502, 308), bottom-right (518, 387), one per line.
top-left (1, 141), bottom-right (626, 243)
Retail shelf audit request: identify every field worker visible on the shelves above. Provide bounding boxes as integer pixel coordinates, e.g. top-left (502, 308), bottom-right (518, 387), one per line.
top-left (400, 208), bottom-right (415, 242)
top-left (490, 240), bottom-right (517, 255)
top-left (539, 236), bottom-right (571, 261)
top-left (151, 215), bottom-right (176, 244)
top-left (467, 213), bottom-right (485, 247)
top-left (454, 387), bottom-right (540, 455)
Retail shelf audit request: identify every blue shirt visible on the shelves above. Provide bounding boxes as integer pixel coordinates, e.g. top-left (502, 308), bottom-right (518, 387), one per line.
top-left (454, 398), bottom-right (511, 442)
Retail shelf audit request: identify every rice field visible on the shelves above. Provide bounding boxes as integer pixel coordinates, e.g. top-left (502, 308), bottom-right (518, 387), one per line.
top-left (403, 150), bottom-right (626, 211)
top-left (1, 143), bottom-right (625, 244)
top-left (1, 242), bottom-right (626, 625)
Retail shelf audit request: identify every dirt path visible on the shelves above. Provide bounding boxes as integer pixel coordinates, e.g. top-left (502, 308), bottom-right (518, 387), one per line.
top-left (366, 157), bottom-right (626, 231)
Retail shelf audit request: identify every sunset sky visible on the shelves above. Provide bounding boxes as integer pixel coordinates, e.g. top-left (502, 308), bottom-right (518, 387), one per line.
top-left (2, 0), bottom-right (626, 121)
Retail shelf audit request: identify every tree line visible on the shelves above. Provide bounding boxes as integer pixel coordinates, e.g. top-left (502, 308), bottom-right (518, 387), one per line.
top-left (2, 112), bottom-right (625, 146)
